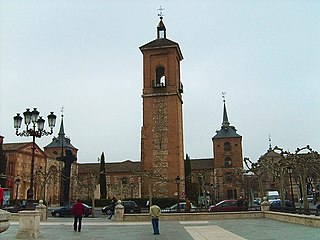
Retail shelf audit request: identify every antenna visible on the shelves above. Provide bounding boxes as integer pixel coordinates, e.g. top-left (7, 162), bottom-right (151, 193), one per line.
top-left (157, 6), bottom-right (165, 19)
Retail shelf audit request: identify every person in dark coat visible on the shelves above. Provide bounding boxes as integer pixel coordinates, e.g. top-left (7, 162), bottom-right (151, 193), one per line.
top-left (72, 199), bottom-right (85, 232)
top-left (108, 197), bottom-right (117, 219)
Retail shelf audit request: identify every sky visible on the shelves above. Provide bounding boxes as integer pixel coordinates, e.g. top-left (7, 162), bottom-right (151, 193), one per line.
top-left (0, 1), bottom-right (319, 164)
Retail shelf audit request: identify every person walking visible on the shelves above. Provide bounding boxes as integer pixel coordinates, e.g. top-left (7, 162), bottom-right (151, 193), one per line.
top-left (149, 204), bottom-right (161, 235)
top-left (72, 199), bottom-right (85, 232)
top-left (108, 197), bottom-right (116, 219)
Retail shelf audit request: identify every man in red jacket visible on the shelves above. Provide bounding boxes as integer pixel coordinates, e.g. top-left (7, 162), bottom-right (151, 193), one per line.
top-left (72, 199), bottom-right (85, 232)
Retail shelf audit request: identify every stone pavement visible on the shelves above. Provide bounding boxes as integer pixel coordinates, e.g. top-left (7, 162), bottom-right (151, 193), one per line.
top-left (1, 217), bottom-right (320, 240)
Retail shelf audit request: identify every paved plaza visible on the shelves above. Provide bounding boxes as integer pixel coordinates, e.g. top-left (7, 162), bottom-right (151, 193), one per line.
top-left (1, 217), bottom-right (320, 240)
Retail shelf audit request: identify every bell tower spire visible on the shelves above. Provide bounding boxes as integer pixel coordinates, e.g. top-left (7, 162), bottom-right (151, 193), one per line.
top-left (157, 6), bottom-right (166, 39)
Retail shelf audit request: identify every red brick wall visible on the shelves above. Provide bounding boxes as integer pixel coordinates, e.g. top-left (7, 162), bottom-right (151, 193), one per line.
top-left (213, 137), bottom-right (244, 199)
top-left (141, 47), bottom-right (184, 198)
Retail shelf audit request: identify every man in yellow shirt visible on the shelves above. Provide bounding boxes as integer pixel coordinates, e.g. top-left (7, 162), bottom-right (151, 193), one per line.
top-left (149, 204), bottom-right (161, 235)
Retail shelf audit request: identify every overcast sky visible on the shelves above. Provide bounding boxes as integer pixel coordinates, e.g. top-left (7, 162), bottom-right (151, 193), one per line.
top-left (1, 1), bottom-right (319, 164)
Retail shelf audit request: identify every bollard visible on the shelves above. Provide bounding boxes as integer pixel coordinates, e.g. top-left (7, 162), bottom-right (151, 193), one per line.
top-left (36, 200), bottom-right (47, 221)
top-left (115, 200), bottom-right (124, 222)
top-left (260, 197), bottom-right (270, 212)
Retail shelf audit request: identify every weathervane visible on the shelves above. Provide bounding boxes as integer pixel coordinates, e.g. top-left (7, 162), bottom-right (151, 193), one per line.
top-left (268, 134), bottom-right (272, 150)
top-left (222, 92), bottom-right (226, 103)
top-left (61, 106), bottom-right (64, 118)
top-left (157, 6), bottom-right (165, 19)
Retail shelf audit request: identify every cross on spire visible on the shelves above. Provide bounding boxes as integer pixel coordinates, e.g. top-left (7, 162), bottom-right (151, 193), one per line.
top-left (157, 6), bottom-right (165, 19)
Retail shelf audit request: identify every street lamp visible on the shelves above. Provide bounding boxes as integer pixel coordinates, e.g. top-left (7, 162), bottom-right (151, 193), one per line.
top-left (210, 183), bottom-right (214, 205)
top-left (130, 183), bottom-right (134, 198)
top-left (14, 176), bottom-right (21, 204)
top-left (175, 175), bottom-right (181, 212)
top-left (14, 108), bottom-right (56, 209)
top-left (287, 167), bottom-right (294, 204)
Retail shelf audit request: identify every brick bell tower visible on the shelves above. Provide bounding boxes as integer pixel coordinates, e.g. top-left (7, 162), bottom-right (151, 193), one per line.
top-left (212, 95), bottom-right (244, 200)
top-left (139, 14), bottom-right (185, 198)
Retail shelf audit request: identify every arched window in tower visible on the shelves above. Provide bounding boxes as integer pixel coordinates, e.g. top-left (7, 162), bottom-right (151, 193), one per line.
top-left (155, 66), bottom-right (166, 87)
top-left (225, 157), bottom-right (232, 168)
top-left (224, 142), bottom-right (231, 151)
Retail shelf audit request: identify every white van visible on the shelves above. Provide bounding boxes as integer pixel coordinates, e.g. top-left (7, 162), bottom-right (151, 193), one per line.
top-left (267, 191), bottom-right (280, 201)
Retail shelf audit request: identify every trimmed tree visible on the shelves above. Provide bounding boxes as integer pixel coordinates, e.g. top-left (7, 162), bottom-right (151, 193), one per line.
top-left (99, 152), bottom-right (107, 199)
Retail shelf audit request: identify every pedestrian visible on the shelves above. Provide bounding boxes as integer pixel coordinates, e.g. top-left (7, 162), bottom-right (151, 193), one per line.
top-left (237, 196), bottom-right (244, 208)
top-left (185, 198), bottom-right (191, 212)
top-left (149, 204), bottom-right (161, 235)
top-left (72, 199), bottom-right (85, 232)
top-left (108, 197), bottom-right (117, 219)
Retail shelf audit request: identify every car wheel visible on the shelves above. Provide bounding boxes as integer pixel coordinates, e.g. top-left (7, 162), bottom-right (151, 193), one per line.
top-left (129, 209), bottom-right (134, 214)
top-left (55, 212), bottom-right (60, 217)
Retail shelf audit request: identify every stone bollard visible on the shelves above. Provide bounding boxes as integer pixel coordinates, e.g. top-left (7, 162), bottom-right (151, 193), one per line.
top-left (260, 197), bottom-right (270, 212)
top-left (0, 209), bottom-right (10, 233)
top-left (36, 200), bottom-right (47, 221)
top-left (115, 200), bottom-right (124, 222)
top-left (16, 210), bottom-right (41, 239)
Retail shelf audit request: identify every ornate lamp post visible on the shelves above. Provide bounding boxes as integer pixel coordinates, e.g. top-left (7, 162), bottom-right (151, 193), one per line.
top-left (175, 175), bottom-right (181, 212)
top-left (14, 176), bottom-right (21, 204)
top-left (287, 167), bottom-right (294, 204)
top-left (14, 108), bottom-right (56, 208)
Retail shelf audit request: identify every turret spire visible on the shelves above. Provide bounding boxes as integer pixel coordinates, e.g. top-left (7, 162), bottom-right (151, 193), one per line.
top-left (58, 106), bottom-right (65, 137)
top-left (222, 92), bottom-right (230, 127)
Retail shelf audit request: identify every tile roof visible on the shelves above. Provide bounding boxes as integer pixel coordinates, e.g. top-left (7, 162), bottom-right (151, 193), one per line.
top-left (190, 158), bottom-right (214, 170)
top-left (212, 126), bottom-right (242, 139)
top-left (78, 158), bottom-right (214, 175)
top-left (3, 142), bottom-right (31, 151)
top-left (78, 160), bottom-right (141, 175)
top-left (140, 38), bottom-right (183, 60)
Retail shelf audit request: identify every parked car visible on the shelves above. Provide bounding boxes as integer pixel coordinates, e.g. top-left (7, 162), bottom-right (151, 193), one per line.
top-left (267, 191), bottom-right (281, 201)
top-left (269, 200), bottom-right (295, 213)
top-left (2, 202), bottom-right (38, 213)
top-left (162, 202), bottom-right (197, 212)
top-left (51, 203), bottom-right (92, 217)
top-left (299, 195), bottom-right (314, 203)
top-left (102, 200), bottom-right (141, 214)
top-left (208, 200), bottom-right (248, 212)
top-left (253, 198), bottom-right (261, 205)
